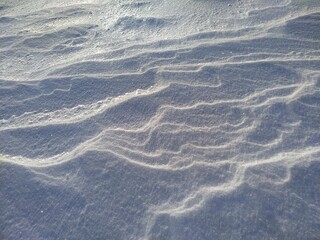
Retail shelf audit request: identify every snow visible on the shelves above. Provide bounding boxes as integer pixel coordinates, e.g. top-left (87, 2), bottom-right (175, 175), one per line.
top-left (1, 0), bottom-right (320, 239)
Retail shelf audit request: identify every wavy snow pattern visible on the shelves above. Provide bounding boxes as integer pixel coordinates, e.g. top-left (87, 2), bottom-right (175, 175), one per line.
top-left (0, 0), bottom-right (320, 239)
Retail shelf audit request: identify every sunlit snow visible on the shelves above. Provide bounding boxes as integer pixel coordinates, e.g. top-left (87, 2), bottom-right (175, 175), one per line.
top-left (1, 0), bottom-right (320, 239)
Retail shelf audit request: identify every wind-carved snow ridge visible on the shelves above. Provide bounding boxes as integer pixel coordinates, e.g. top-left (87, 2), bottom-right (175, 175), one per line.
top-left (0, 84), bottom-right (164, 130)
top-left (1, 0), bottom-right (320, 239)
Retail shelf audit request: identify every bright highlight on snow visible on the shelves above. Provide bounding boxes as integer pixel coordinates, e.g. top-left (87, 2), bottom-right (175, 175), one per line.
top-left (1, 0), bottom-right (319, 239)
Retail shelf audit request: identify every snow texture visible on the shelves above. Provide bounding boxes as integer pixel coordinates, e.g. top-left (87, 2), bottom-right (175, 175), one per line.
top-left (0, 0), bottom-right (320, 239)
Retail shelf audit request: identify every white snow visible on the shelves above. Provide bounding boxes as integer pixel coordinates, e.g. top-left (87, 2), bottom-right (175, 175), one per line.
top-left (1, 0), bottom-right (320, 239)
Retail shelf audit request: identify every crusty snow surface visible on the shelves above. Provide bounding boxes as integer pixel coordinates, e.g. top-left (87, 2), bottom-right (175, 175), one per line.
top-left (1, 0), bottom-right (320, 239)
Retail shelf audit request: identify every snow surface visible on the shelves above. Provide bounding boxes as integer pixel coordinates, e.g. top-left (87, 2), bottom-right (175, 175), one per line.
top-left (0, 0), bottom-right (320, 239)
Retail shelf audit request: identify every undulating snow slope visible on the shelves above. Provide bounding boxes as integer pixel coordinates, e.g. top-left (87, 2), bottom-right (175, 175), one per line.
top-left (1, 0), bottom-right (320, 239)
